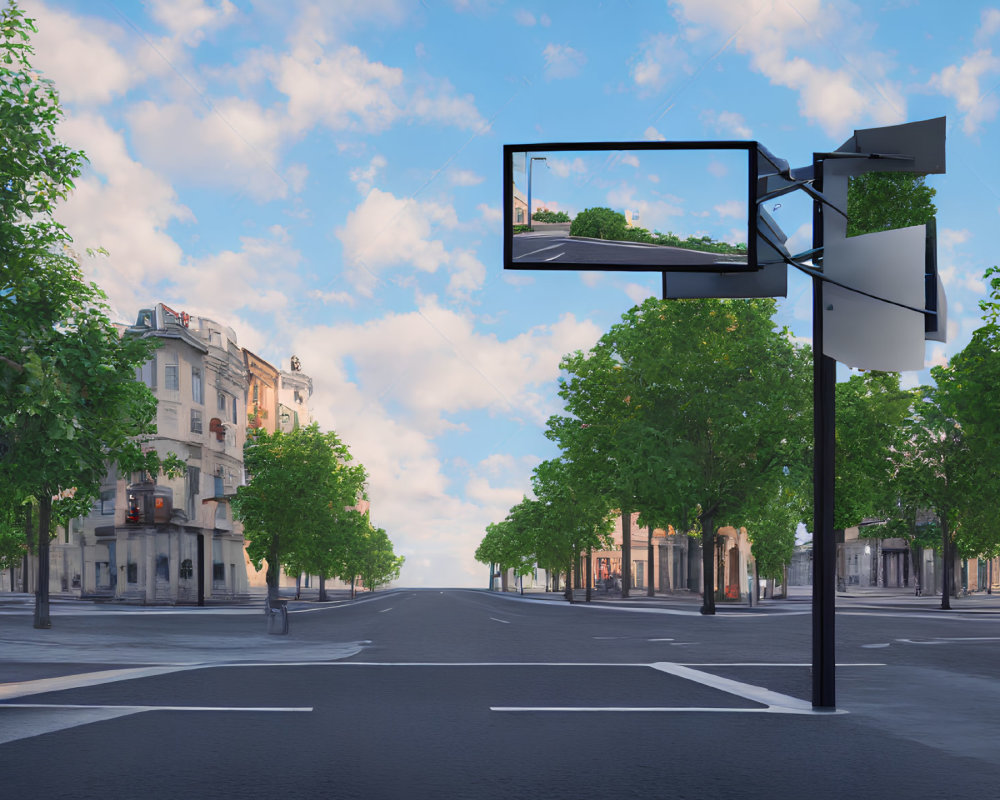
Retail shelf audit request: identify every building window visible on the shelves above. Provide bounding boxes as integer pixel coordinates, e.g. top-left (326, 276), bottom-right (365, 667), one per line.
top-left (100, 488), bottom-right (115, 515)
top-left (164, 355), bottom-right (179, 391)
top-left (190, 409), bottom-right (203, 434)
top-left (218, 391), bottom-right (228, 412)
top-left (155, 554), bottom-right (169, 581)
top-left (231, 396), bottom-right (238, 424)
top-left (252, 382), bottom-right (259, 405)
top-left (179, 559), bottom-right (193, 579)
top-left (192, 367), bottom-right (203, 404)
top-left (136, 355), bottom-right (156, 388)
top-left (127, 563), bottom-right (138, 584)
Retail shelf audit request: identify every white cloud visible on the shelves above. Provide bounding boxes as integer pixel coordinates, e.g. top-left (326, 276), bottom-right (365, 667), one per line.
top-left (701, 109), bottom-right (752, 138)
top-left (543, 43), bottom-right (586, 79)
top-left (25, 0), bottom-right (141, 106)
top-left (976, 8), bottom-right (1000, 45)
top-left (620, 153), bottom-right (641, 168)
top-left (631, 33), bottom-right (691, 94)
top-left (644, 126), bottom-right (667, 141)
top-left (940, 228), bottom-right (971, 249)
top-left (624, 283), bottom-right (654, 305)
top-left (448, 169), bottom-right (485, 186)
top-left (335, 189), bottom-right (457, 295)
top-left (671, 0), bottom-right (906, 135)
top-left (707, 160), bottom-right (728, 178)
top-left (714, 199), bottom-right (747, 219)
top-left (148, 0), bottom-right (238, 47)
top-left (126, 99), bottom-right (298, 201)
top-left (54, 113), bottom-right (194, 319)
top-left (478, 203), bottom-right (503, 224)
top-left (929, 50), bottom-right (1000, 134)
top-left (547, 157), bottom-right (587, 178)
top-left (290, 304), bottom-right (602, 585)
top-left (350, 155), bottom-right (388, 194)
top-left (309, 289), bottom-right (357, 307)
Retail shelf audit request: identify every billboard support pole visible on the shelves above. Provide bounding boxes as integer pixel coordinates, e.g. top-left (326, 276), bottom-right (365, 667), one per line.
top-left (812, 155), bottom-right (837, 710)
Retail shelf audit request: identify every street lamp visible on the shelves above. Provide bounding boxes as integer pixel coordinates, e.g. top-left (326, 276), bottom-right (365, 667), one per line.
top-left (527, 157), bottom-right (546, 230)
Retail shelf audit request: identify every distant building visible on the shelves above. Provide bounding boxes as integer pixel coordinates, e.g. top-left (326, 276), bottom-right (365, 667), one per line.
top-left (278, 355), bottom-right (313, 432)
top-left (58, 303), bottom-right (251, 603)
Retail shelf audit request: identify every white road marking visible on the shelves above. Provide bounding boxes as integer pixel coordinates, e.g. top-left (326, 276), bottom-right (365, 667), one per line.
top-left (2, 703), bottom-right (311, 712)
top-left (544, 252), bottom-right (565, 261)
top-left (378, 608), bottom-right (393, 613)
top-left (651, 662), bottom-right (823, 713)
top-left (514, 243), bottom-right (563, 259)
top-left (862, 643), bottom-right (891, 649)
top-left (0, 666), bottom-right (193, 701)
top-left (490, 617), bottom-right (510, 624)
top-left (648, 638), bottom-right (674, 642)
top-left (491, 706), bottom-right (817, 714)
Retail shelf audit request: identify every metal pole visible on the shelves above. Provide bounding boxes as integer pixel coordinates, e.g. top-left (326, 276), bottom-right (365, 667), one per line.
top-left (812, 155), bottom-right (836, 710)
top-left (527, 158), bottom-right (533, 229)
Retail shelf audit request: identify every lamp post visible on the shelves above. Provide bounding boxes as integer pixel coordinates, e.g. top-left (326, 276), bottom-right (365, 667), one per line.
top-left (528, 157), bottom-right (546, 230)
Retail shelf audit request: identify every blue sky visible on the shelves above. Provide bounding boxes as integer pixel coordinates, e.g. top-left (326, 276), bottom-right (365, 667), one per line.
top-left (27, 0), bottom-right (1000, 586)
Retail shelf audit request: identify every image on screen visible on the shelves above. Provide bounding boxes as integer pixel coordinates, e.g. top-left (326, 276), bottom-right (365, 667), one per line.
top-left (505, 143), bottom-right (755, 272)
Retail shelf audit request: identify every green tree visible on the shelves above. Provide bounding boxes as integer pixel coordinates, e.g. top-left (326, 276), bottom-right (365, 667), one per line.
top-left (549, 297), bottom-right (812, 613)
top-left (1, 3), bottom-right (183, 627)
top-left (233, 424), bottom-right (365, 608)
top-left (834, 372), bottom-right (912, 531)
top-left (889, 383), bottom-right (975, 609)
top-left (569, 207), bottom-right (627, 240)
top-left (356, 524), bottom-right (404, 592)
top-left (529, 458), bottom-right (614, 601)
top-left (847, 172), bottom-right (937, 238)
top-left (743, 475), bottom-right (807, 595)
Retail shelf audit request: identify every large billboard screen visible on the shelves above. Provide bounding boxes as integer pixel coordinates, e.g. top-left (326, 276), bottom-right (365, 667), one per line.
top-left (503, 141), bottom-right (758, 273)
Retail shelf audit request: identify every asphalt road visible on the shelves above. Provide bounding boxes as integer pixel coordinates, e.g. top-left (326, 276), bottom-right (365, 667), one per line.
top-left (2, 589), bottom-right (1000, 798)
top-left (511, 230), bottom-right (747, 270)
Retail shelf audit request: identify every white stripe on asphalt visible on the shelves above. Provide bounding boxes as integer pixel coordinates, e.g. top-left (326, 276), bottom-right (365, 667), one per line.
top-left (514, 243), bottom-right (564, 259)
top-left (2, 703), bottom-right (312, 712)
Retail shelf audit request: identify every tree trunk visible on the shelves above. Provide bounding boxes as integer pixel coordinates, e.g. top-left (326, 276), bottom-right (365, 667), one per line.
top-left (700, 511), bottom-right (716, 615)
top-left (647, 525), bottom-right (655, 597)
top-left (319, 572), bottom-right (327, 602)
top-left (941, 516), bottom-right (951, 610)
top-left (586, 548), bottom-right (592, 603)
top-left (266, 537), bottom-right (280, 604)
top-left (22, 503), bottom-right (33, 594)
top-left (565, 560), bottom-right (573, 603)
top-left (295, 573), bottom-right (301, 600)
top-left (500, 567), bottom-right (508, 592)
top-left (33, 494), bottom-right (52, 629)
top-left (551, 572), bottom-right (559, 593)
top-left (351, 576), bottom-right (356, 599)
top-left (621, 511), bottom-right (631, 598)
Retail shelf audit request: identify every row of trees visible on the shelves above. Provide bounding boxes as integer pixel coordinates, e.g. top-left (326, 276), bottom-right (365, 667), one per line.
top-left (0, 3), bottom-right (182, 628)
top-left (232, 424), bottom-right (404, 601)
top-left (483, 171), bottom-right (1000, 612)
top-left (568, 206), bottom-right (746, 255)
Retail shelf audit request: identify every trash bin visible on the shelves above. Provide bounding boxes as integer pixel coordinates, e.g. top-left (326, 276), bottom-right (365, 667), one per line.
top-left (265, 596), bottom-right (288, 635)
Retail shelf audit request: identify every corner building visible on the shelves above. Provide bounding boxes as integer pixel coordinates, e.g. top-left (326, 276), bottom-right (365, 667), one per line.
top-left (71, 303), bottom-right (251, 603)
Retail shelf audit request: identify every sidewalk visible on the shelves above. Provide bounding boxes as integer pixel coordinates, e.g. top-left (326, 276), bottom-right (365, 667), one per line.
top-left (495, 583), bottom-right (1000, 610)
